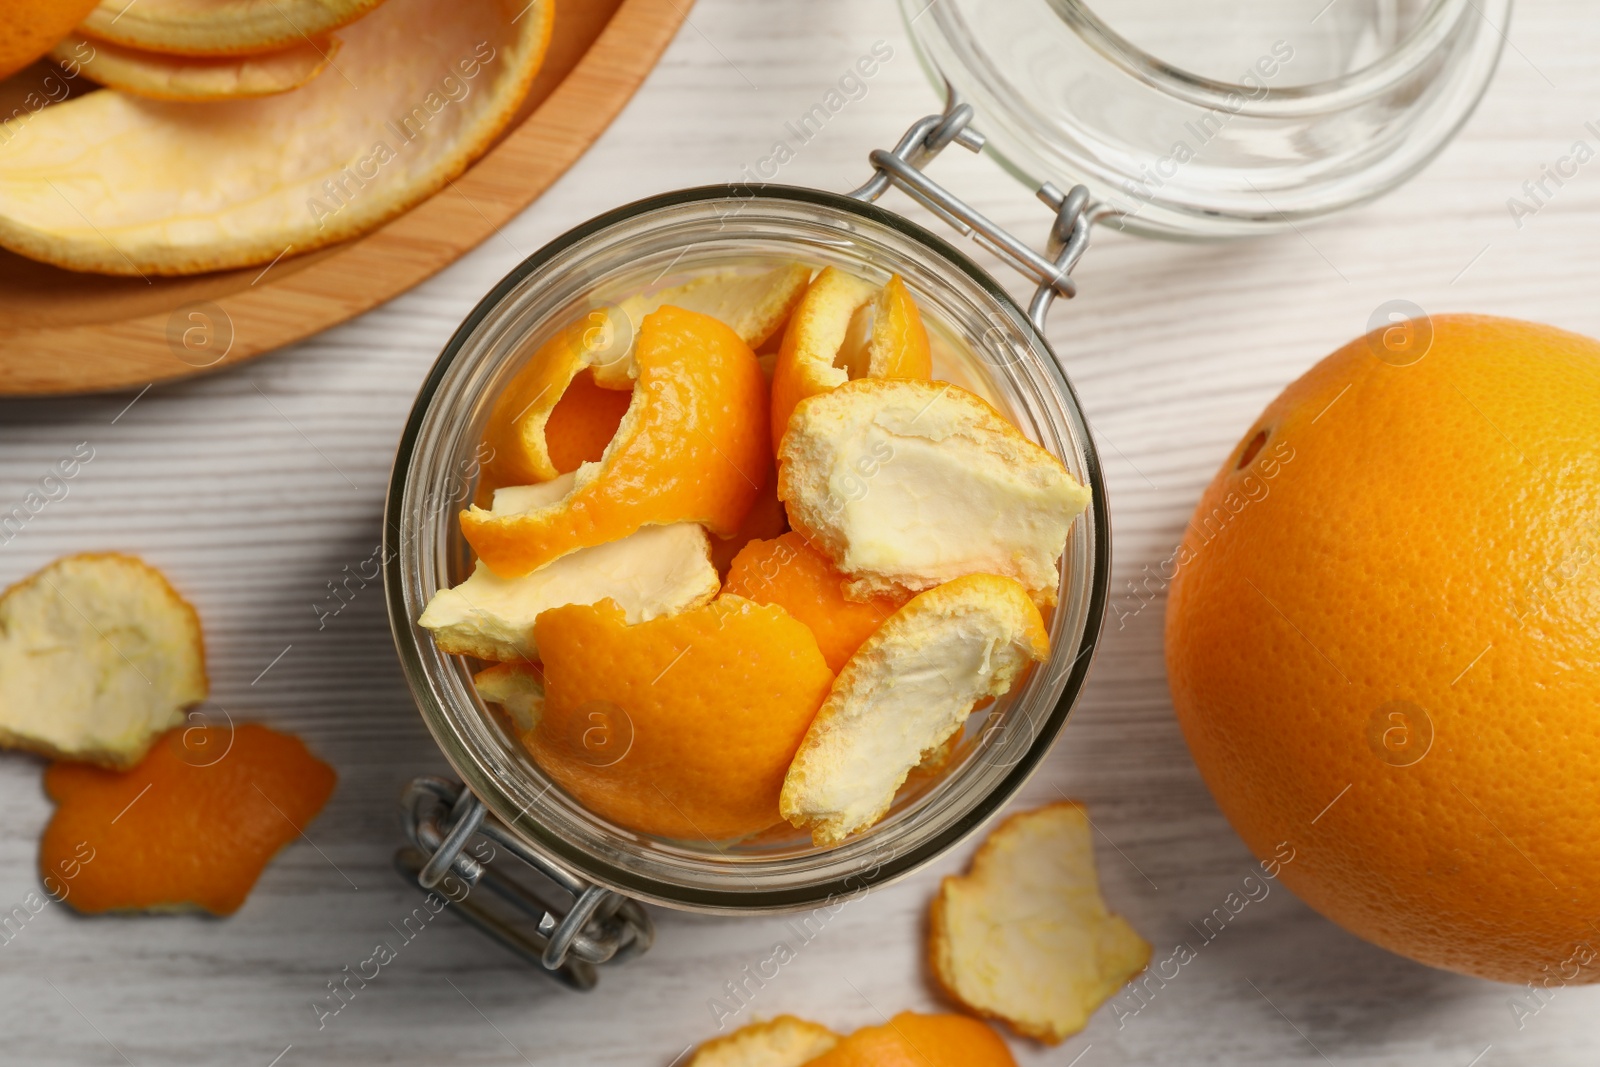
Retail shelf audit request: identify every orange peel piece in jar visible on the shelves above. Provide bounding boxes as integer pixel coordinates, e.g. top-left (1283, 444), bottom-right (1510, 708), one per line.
top-left (463, 306), bottom-right (771, 578)
top-left (52, 32), bottom-right (339, 100)
top-left (781, 574), bottom-right (1048, 846)
top-left (686, 1014), bottom-right (839, 1067)
top-left (769, 268), bottom-right (932, 453)
top-left (802, 1011), bottom-right (1017, 1067)
top-left (528, 596), bottom-right (833, 841)
top-left (39, 723), bottom-right (337, 916)
top-left (723, 532), bottom-right (905, 673)
top-left (778, 377), bottom-right (1090, 605)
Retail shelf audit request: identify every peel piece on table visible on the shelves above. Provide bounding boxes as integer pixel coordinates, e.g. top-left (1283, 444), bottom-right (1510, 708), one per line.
top-left (52, 32), bottom-right (338, 101)
top-left (930, 802), bottom-right (1152, 1043)
top-left (40, 724), bottom-right (336, 915)
top-left (780, 574), bottom-right (1048, 846)
top-left (802, 1011), bottom-right (1016, 1067)
top-left (464, 307), bottom-right (771, 578)
top-left (590, 263), bottom-right (814, 390)
top-left (778, 378), bottom-right (1090, 604)
top-left (0, 0), bottom-right (552, 275)
top-left (687, 1014), bottom-right (839, 1067)
top-left (0, 553), bottom-right (206, 770)
top-left (529, 596), bottom-right (832, 841)
top-left (78, 0), bottom-right (385, 56)
top-left (473, 662), bottom-right (543, 732)
top-left (769, 268), bottom-right (932, 452)
top-left (723, 531), bottom-right (904, 672)
top-left (422, 477), bottom-right (719, 661)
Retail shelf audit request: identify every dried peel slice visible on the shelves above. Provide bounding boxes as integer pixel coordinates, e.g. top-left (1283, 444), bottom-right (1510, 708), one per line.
top-left (770, 268), bottom-right (932, 451)
top-left (40, 723), bottom-right (336, 915)
top-left (422, 479), bottom-right (719, 661)
top-left (0, 552), bottom-right (206, 769)
top-left (52, 31), bottom-right (339, 101)
top-left (463, 307), bottom-right (771, 578)
top-left (780, 574), bottom-right (1048, 846)
top-left (0, 0), bottom-right (101, 79)
top-left (79, 0), bottom-right (386, 57)
top-left (802, 1012), bottom-right (1017, 1067)
top-left (930, 802), bottom-right (1152, 1043)
top-left (687, 1014), bottom-right (839, 1067)
top-left (778, 377), bottom-right (1090, 604)
top-left (0, 0), bottom-right (552, 275)
top-left (591, 264), bottom-right (814, 390)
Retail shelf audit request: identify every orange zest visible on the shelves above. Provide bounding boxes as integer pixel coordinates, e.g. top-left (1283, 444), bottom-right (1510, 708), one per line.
top-left (464, 306), bottom-right (771, 577)
top-left (527, 596), bottom-right (832, 840)
top-left (723, 532), bottom-right (905, 672)
top-left (39, 723), bottom-right (336, 916)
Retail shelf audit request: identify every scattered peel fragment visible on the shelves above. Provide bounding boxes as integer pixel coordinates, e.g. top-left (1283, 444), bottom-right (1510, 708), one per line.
top-left (780, 574), bottom-right (1048, 846)
top-left (52, 31), bottom-right (339, 101)
top-left (930, 802), bottom-right (1152, 1043)
top-left (801, 1011), bottom-right (1017, 1067)
top-left (463, 307), bottom-right (771, 578)
top-left (422, 477), bottom-right (719, 661)
top-left (79, 0), bottom-right (387, 57)
top-left (687, 1014), bottom-right (839, 1067)
top-left (778, 377), bottom-right (1090, 604)
top-left (0, 552), bottom-right (206, 769)
top-left (770, 268), bottom-right (932, 452)
top-left (40, 723), bottom-right (337, 915)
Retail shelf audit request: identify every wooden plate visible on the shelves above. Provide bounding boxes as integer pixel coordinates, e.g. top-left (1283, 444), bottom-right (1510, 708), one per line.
top-left (0, 0), bottom-right (688, 397)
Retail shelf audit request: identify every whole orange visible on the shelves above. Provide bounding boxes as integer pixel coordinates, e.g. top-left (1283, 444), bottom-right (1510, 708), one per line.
top-left (1166, 314), bottom-right (1600, 984)
top-left (0, 0), bottom-right (100, 80)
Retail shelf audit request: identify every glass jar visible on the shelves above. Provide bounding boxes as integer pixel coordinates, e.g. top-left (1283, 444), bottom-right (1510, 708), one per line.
top-left (384, 0), bottom-right (1507, 988)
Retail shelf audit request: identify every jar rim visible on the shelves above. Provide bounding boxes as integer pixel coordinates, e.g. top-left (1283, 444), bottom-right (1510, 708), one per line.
top-left (383, 183), bottom-right (1112, 912)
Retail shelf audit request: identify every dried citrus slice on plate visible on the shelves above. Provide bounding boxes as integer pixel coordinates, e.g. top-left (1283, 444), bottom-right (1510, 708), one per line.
top-left (78, 0), bottom-right (385, 56)
top-left (0, 0), bottom-right (552, 275)
top-left (40, 723), bottom-right (336, 915)
top-left (930, 802), bottom-right (1152, 1043)
top-left (463, 307), bottom-right (771, 577)
top-left (781, 573), bottom-right (1048, 846)
top-left (528, 596), bottom-right (832, 841)
top-left (778, 378), bottom-right (1090, 604)
top-left (770, 267), bottom-right (932, 451)
top-left (0, 553), bottom-right (206, 769)
top-left (52, 31), bottom-right (339, 100)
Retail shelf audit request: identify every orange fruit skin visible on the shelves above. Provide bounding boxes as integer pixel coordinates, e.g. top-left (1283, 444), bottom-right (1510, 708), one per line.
top-left (709, 463), bottom-right (790, 574)
top-left (464, 306), bottom-right (771, 577)
top-left (544, 367), bottom-right (633, 474)
top-left (0, 0), bottom-right (99, 79)
top-left (529, 596), bottom-right (833, 840)
top-left (724, 532), bottom-right (906, 672)
top-left (1165, 315), bottom-right (1600, 984)
top-left (803, 1012), bottom-right (1016, 1067)
top-left (40, 724), bottom-right (337, 916)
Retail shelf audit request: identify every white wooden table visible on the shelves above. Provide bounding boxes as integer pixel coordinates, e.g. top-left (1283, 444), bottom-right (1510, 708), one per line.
top-left (3, 1), bottom-right (1597, 1063)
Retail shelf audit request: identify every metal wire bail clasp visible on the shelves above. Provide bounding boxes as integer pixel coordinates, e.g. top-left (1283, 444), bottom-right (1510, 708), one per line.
top-left (847, 87), bottom-right (1103, 335)
top-left (396, 777), bottom-right (654, 990)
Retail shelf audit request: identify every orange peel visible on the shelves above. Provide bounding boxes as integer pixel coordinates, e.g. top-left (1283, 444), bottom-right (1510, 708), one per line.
top-left (40, 723), bottom-right (337, 915)
top-left (78, 0), bottom-right (385, 57)
top-left (778, 378), bottom-right (1090, 604)
top-left (0, 0), bottom-right (101, 79)
top-left (781, 574), bottom-right (1048, 846)
top-left (723, 532), bottom-right (905, 672)
top-left (474, 662), bottom-right (543, 732)
top-left (52, 32), bottom-right (339, 101)
top-left (687, 1015), bottom-right (839, 1067)
top-left (770, 268), bottom-right (932, 452)
top-left (930, 802), bottom-right (1152, 1043)
top-left (528, 596), bottom-right (833, 841)
top-left (709, 467), bottom-right (789, 574)
top-left (802, 1012), bottom-right (1016, 1067)
top-left (0, 552), bottom-right (206, 769)
top-left (0, 0), bottom-right (552, 275)
top-left (463, 306), bottom-right (771, 578)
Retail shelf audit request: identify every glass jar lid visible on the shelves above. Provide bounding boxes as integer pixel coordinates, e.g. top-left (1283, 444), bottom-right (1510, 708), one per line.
top-left (904, 0), bottom-right (1510, 237)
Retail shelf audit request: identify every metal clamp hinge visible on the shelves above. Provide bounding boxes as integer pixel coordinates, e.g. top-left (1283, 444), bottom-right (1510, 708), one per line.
top-left (396, 777), bottom-right (653, 990)
top-left (848, 89), bottom-right (1106, 335)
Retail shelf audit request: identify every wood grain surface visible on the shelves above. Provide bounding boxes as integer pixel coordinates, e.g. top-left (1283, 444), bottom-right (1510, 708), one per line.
top-left (0, 0), bottom-right (687, 395)
top-left (1, 1), bottom-right (1598, 1064)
